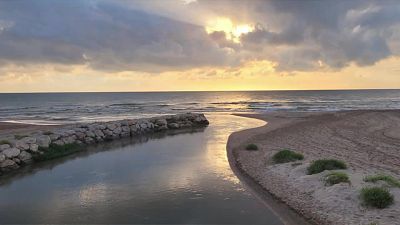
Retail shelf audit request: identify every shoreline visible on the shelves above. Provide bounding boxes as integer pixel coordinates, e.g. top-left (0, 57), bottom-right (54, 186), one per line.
top-left (227, 110), bottom-right (400, 225)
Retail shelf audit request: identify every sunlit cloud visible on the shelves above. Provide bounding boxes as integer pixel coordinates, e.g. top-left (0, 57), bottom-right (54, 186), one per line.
top-left (205, 17), bottom-right (254, 43)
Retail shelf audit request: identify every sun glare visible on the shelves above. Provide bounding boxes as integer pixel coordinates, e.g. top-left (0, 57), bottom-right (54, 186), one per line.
top-left (205, 17), bottom-right (253, 43)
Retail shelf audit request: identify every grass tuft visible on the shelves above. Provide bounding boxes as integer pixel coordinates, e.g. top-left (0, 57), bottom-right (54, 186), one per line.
top-left (307, 159), bottom-right (347, 175)
top-left (360, 187), bottom-right (394, 209)
top-left (272, 149), bottom-right (304, 164)
top-left (325, 172), bottom-right (350, 186)
top-left (245, 143), bottom-right (258, 151)
top-left (0, 140), bottom-right (11, 145)
top-left (364, 174), bottom-right (400, 188)
top-left (33, 143), bottom-right (84, 161)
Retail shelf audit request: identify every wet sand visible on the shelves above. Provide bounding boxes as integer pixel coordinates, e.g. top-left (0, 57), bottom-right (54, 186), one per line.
top-left (0, 122), bottom-right (61, 138)
top-left (227, 110), bottom-right (400, 225)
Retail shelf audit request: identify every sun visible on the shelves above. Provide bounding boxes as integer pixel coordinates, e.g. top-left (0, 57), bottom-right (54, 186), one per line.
top-left (205, 17), bottom-right (253, 43)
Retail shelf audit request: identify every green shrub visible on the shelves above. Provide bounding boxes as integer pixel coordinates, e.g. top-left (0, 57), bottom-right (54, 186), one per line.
top-left (307, 159), bottom-right (347, 175)
top-left (0, 140), bottom-right (11, 145)
top-left (14, 134), bottom-right (28, 140)
top-left (364, 174), bottom-right (400, 188)
top-left (33, 143), bottom-right (84, 161)
top-left (360, 187), bottom-right (394, 209)
top-left (272, 149), bottom-right (304, 164)
top-left (325, 172), bottom-right (350, 186)
top-left (245, 143), bottom-right (258, 151)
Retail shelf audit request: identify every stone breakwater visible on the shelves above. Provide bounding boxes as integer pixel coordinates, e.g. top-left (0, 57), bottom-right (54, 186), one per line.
top-left (0, 113), bottom-right (209, 174)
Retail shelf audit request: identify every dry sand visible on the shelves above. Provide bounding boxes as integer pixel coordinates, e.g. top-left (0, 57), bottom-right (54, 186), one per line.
top-left (0, 122), bottom-right (61, 139)
top-left (227, 110), bottom-right (400, 225)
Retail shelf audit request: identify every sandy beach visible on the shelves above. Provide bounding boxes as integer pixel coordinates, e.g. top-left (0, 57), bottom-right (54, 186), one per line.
top-left (227, 110), bottom-right (400, 225)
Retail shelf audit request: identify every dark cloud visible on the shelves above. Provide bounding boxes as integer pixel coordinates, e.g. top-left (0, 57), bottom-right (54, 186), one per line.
top-left (0, 0), bottom-right (399, 73)
top-left (0, 0), bottom-right (237, 72)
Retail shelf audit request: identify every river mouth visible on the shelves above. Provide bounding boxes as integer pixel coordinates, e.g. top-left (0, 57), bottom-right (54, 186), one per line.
top-left (0, 114), bottom-right (282, 224)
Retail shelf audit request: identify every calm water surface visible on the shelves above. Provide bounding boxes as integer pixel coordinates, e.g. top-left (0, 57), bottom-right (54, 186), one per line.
top-left (0, 115), bottom-right (283, 224)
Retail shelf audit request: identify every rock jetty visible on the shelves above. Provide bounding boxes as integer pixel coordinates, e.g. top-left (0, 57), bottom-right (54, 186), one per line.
top-left (0, 113), bottom-right (209, 174)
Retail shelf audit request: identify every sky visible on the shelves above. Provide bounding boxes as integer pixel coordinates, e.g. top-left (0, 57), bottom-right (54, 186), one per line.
top-left (0, 0), bottom-right (400, 92)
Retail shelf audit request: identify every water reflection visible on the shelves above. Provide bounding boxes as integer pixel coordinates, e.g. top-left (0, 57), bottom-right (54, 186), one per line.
top-left (0, 115), bottom-right (281, 224)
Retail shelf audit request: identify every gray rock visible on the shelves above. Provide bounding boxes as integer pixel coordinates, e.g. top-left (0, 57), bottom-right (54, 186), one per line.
top-left (18, 151), bottom-right (32, 163)
top-left (0, 159), bottom-right (18, 170)
top-left (36, 135), bottom-right (51, 148)
top-left (168, 123), bottom-right (180, 129)
top-left (84, 137), bottom-right (95, 144)
top-left (15, 140), bottom-right (30, 150)
top-left (94, 130), bottom-right (104, 138)
top-left (0, 144), bottom-right (10, 151)
top-left (21, 136), bottom-right (36, 144)
top-left (3, 148), bottom-right (20, 158)
top-left (49, 133), bottom-right (61, 141)
top-left (113, 127), bottom-right (122, 135)
top-left (121, 126), bottom-right (130, 133)
top-left (29, 144), bottom-right (39, 152)
top-left (53, 140), bottom-right (64, 146)
top-left (85, 131), bottom-right (95, 138)
top-left (106, 123), bottom-right (117, 131)
top-left (0, 154), bottom-right (5, 163)
top-left (13, 158), bottom-right (21, 164)
top-left (75, 132), bottom-right (86, 140)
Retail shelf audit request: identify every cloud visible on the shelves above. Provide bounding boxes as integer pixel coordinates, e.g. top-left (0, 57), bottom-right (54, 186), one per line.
top-left (0, 0), bottom-right (238, 73)
top-left (0, 0), bottom-right (399, 73)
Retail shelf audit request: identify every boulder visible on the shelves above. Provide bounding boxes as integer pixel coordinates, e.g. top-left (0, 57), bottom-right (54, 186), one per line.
top-left (53, 140), bottom-right (64, 146)
top-left (0, 159), bottom-right (19, 170)
top-left (18, 151), bottom-right (32, 163)
top-left (29, 144), bottom-right (39, 152)
top-left (113, 127), bottom-right (122, 135)
top-left (0, 154), bottom-right (5, 163)
top-left (84, 137), bottom-right (95, 144)
top-left (106, 123), bottom-right (117, 131)
top-left (49, 133), bottom-right (61, 141)
top-left (168, 123), bottom-right (180, 129)
top-left (85, 131), bottom-right (95, 138)
top-left (0, 144), bottom-right (10, 151)
top-left (15, 140), bottom-right (30, 150)
top-left (2, 148), bottom-right (20, 158)
top-left (20, 136), bottom-right (36, 144)
top-left (36, 135), bottom-right (51, 148)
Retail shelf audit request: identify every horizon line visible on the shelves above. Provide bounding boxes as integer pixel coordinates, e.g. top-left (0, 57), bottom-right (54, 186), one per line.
top-left (1, 88), bottom-right (400, 94)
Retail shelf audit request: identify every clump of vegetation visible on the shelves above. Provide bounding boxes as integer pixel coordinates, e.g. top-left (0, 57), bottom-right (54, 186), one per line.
top-left (307, 159), bottom-right (347, 175)
top-left (360, 187), bottom-right (394, 209)
top-left (14, 134), bottom-right (28, 140)
top-left (33, 143), bottom-right (84, 161)
top-left (272, 149), bottom-right (304, 164)
top-left (325, 172), bottom-right (350, 186)
top-left (364, 174), bottom-right (400, 188)
top-left (42, 131), bottom-right (54, 135)
top-left (0, 140), bottom-right (11, 145)
top-left (245, 143), bottom-right (258, 151)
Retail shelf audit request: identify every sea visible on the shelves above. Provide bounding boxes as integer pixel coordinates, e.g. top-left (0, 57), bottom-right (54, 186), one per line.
top-left (0, 89), bottom-right (400, 125)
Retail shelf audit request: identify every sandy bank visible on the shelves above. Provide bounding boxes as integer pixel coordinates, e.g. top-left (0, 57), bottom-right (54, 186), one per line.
top-left (227, 110), bottom-right (400, 225)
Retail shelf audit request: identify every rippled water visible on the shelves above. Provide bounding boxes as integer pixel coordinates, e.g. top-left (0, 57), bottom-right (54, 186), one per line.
top-left (1, 90), bottom-right (399, 124)
top-left (0, 115), bottom-right (284, 224)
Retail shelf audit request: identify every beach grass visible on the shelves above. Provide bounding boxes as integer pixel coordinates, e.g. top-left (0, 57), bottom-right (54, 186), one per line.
top-left (272, 149), bottom-right (304, 164)
top-left (325, 172), bottom-right (350, 186)
top-left (361, 187), bottom-right (394, 209)
top-left (33, 143), bottom-right (85, 161)
top-left (307, 159), bottom-right (347, 175)
top-left (364, 174), bottom-right (400, 188)
top-left (0, 140), bottom-right (11, 145)
top-left (245, 143), bottom-right (258, 151)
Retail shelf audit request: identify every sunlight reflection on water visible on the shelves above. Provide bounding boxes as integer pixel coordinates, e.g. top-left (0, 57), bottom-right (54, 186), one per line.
top-left (0, 114), bottom-right (279, 224)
